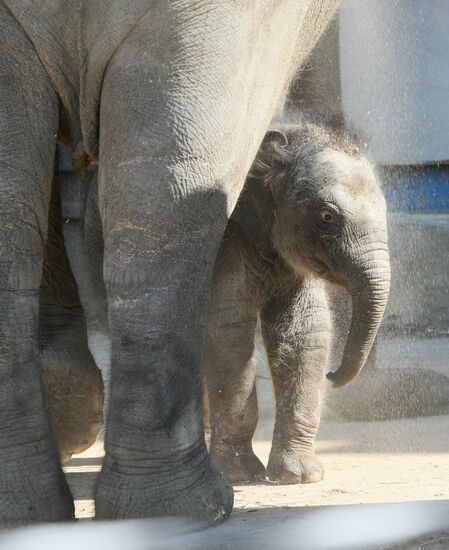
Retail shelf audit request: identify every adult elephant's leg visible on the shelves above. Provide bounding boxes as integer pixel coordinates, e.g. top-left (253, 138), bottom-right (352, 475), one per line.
top-left (93, 3), bottom-right (329, 521)
top-left (205, 238), bottom-right (264, 483)
top-left (39, 167), bottom-right (104, 464)
top-left (0, 8), bottom-right (73, 523)
top-left (261, 279), bottom-right (331, 484)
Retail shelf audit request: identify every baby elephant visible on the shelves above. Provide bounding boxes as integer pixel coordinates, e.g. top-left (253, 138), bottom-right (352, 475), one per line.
top-left (205, 117), bottom-right (390, 484)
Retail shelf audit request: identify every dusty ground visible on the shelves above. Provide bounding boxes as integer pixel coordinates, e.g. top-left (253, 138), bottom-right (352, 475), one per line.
top-left (52, 335), bottom-right (449, 549)
top-left (59, 410), bottom-right (449, 549)
top-left (65, 410), bottom-right (449, 518)
top-left (1, 334), bottom-right (447, 548)
top-left (55, 416), bottom-right (449, 550)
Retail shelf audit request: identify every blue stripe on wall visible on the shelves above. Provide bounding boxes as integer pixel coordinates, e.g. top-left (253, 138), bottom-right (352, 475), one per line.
top-left (59, 145), bottom-right (74, 171)
top-left (59, 147), bottom-right (449, 214)
top-left (381, 166), bottom-right (449, 212)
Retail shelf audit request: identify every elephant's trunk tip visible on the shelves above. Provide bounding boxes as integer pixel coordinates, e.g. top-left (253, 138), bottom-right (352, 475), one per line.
top-left (326, 369), bottom-right (355, 388)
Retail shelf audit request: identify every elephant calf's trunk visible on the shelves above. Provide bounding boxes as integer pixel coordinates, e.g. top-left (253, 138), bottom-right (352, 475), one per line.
top-left (327, 268), bottom-right (390, 388)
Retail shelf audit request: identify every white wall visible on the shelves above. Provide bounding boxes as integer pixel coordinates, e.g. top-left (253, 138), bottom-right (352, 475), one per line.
top-left (339, 0), bottom-right (449, 165)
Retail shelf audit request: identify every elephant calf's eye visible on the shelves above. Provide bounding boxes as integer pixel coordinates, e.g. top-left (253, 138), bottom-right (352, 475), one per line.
top-left (319, 209), bottom-right (337, 225)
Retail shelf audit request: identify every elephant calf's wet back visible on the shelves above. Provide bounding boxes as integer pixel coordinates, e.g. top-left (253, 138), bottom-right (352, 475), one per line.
top-left (205, 114), bottom-right (390, 484)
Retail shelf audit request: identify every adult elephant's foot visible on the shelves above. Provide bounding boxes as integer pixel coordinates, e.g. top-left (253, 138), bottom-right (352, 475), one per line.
top-left (210, 448), bottom-right (266, 484)
top-left (0, 447), bottom-right (74, 526)
top-left (95, 457), bottom-right (233, 522)
top-left (266, 450), bottom-right (324, 484)
top-left (327, 367), bottom-right (449, 421)
top-left (41, 351), bottom-right (104, 463)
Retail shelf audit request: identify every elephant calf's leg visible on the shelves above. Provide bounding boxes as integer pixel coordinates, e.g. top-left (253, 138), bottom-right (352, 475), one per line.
top-left (206, 313), bottom-right (264, 482)
top-left (210, 382), bottom-right (265, 484)
top-left (204, 233), bottom-right (266, 483)
top-left (39, 170), bottom-right (103, 463)
top-left (261, 279), bottom-right (331, 484)
top-left (0, 7), bottom-right (73, 524)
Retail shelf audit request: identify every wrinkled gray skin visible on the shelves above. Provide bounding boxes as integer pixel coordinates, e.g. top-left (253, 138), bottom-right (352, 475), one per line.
top-left (60, 115), bottom-right (390, 486)
top-left (0, 0), bottom-right (339, 525)
top-left (205, 120), bottom-right (390, 484)
top-left (289, 11), bottom-right (449, 422)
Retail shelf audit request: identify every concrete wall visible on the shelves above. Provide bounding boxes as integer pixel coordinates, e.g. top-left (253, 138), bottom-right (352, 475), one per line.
top-left (383, 213), bottom-right (449, 336)
top-left (284, 4), bottom-right (449, 336)
top-left (339, 0), bottom-right (449, 165)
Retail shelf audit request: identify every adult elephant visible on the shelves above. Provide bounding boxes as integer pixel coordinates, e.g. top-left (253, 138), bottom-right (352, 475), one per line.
top-left (0, 0), bottom-right (339, 525)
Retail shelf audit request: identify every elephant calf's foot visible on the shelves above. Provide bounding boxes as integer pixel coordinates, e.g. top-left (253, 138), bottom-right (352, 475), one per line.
top-left (211, 448), bottom-right (265, 484)
top-left (95, 458), bottom-right (233, 522)
top-left (266, 450), bottom-right (324, 484)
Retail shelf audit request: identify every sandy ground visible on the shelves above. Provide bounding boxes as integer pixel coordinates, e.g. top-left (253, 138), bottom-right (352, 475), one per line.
top-left (66, 405), bottom-right (449, 520)
top-left (0, 331), bottom-right (447, 548)
top-left (46, 335), bottom-right (449, 549)
top-left (57, 409), bottom-right (449, 549)
top-left (57, 410), bottom-right (449, 549)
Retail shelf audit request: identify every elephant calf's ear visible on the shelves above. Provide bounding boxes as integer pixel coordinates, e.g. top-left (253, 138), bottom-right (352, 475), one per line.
top-left (264, 129), bottom-right (289, 148)
top-left (249, 130), bottom-right (289, 179)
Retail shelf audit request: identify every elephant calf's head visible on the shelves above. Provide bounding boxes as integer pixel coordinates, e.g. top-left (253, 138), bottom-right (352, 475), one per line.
top-left (242, 117), bottom-right (391, 387)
